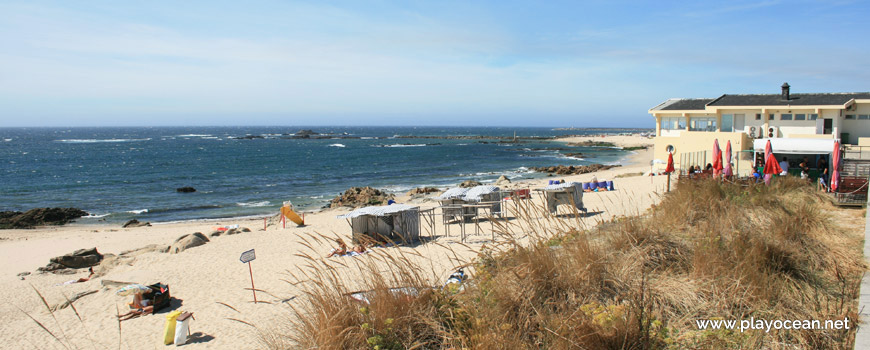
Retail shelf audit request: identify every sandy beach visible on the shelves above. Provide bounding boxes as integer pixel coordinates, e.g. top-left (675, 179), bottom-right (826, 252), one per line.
top-left (0, 135), bottom-right (666, 349)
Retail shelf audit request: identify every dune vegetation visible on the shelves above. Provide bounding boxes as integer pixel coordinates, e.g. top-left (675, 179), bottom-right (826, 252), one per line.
top-left (266, 177), bottom-right (865, 349)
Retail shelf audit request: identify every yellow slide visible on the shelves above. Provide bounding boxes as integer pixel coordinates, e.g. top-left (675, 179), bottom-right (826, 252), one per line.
top-left (280, 206), bottom-right (304, 226)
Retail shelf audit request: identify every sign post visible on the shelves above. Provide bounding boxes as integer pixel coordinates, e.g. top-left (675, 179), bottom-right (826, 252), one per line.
top-left (239, 249), bottom-right (257, 303)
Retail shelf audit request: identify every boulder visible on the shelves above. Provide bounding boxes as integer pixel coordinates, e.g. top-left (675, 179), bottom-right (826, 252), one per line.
top-left (495, 175), bottom-right (511, 185)
top-left (241, 227), bottom-right (251, 232)
top-left (169, 232), bottom-right (210, 254)
top-left (119, 244), bottom-right (170, 256)
top-left (176, 187), bottom-right (197, 193)
top-left (406, 187), bottom-right (441, 196)
top-left (209, 230), bottom-right (224, 238)
top-left (0, 208), bottom-right (89, 229)
top-left (530, 164), bottom-right (621, 176)
top-left (122, 219), bottom-right (151, 228)
top-left (38, 248), bottom-right (103, 272)
top-left (459, 180), bottom-right (482, 188)
top-left (329, 187), bottom-right (396, 208)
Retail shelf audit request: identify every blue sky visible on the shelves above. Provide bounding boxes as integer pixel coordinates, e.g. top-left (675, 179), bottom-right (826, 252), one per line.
top-left (1, 0), bottom-right (868, 127)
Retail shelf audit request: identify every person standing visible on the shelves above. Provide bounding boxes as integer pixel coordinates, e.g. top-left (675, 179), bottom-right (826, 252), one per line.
top-left (779, 156), bottom-right (790, 176)
top-left (818, 157), bottom-right (829, 192)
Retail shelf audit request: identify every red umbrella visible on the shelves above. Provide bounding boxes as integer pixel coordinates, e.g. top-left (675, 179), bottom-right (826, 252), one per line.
top-left (763, 150), bottom-right (783, 180)
top-left (831, 141), bottom-right (841, 192)
top-left (723, 141), bottom-right (733, 177)
top-left (712, 139), bottom-right (722, 177)
top-left (665, 152), bottom-right (675, 173)
top-left (764, 139), bottom-right (772, 163)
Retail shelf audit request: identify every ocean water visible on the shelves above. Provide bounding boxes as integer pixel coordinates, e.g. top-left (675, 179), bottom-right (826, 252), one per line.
top-left (0, 126), bottom-right (647, 223)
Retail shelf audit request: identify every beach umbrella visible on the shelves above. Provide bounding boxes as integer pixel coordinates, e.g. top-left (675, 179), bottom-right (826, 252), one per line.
top-left (763, 140), bottom-right (774, 184)
top-left (723, 141), bottom-right (733, 177)
top-left (831, 141), bottom-right (841, 192)
top-left (665, 152), bottom-right (675, 192)
top-left (116, 284), bottom-right (150, 296)
top-left (763, 145), bottom-right (783, 185)
top-left (712, 139), bottom-right (723, 178)
top-left (665, 153), bottom-right (675, 174)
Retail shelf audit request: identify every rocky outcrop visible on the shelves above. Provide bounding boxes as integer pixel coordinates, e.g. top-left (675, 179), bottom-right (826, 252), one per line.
top-left (530, 164), bottom-right (621, 175)
top-left (176, 187), bottom-right (196, 193)
top-left (38, 248), bottom-right (103, 272)
top-left (459, 180), bottom-right (482, 188)
top-left (120, 244), bottom-right (170, 256)
top-left (406, 187), bottom-right (441, 196)
top-left (122, 219), bottom-right (151, 228)
top-left (495, 175), bottom-right (511, 185)
top-left (169, 232), bottom-right (210, 254)
top-left (0, 208), bottom-right (88, 229)
top-left (329, 187), bottom-right (395, 208)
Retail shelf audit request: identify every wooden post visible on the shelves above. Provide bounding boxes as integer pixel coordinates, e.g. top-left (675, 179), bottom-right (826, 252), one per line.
top-left (263, 218), bottom-right (267, 231)
top-left (282, 214), bottom-right (285, 229)
top-left (248, 261), bottom-right (257, 303)
top-left (667, 173), bottom-right (671, 192)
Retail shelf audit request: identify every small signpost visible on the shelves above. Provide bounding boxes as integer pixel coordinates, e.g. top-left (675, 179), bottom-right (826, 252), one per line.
top-left (239, 249), bottom-right (257, 303)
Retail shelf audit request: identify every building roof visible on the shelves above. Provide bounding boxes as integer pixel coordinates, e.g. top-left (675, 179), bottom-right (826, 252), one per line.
top-left (708, 93), bottom-right (870, 107)
top-left (650, 98), bottom-right (715, 111)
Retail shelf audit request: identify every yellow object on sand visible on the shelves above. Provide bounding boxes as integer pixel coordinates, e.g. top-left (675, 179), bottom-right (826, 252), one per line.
top-left (280, 207), bottom-right (304, 225)
top-left (164, 310), bottom-right (183, 345)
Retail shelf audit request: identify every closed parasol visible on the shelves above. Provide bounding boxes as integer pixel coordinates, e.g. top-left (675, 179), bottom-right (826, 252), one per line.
top-left (712, 139), bottom-right (722, 177)
top-left (831, 141), bottom-right (841, 192)
top-left (723, 140), bottom-right (733, 177)
top-left (116, 284), bottom-right (150, 296)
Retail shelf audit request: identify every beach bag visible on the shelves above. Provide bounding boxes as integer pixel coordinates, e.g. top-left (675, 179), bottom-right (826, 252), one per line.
top-left (174, 312), bottom-right (194, 345)
top-left (163, 310), bottom-right (183, 345)
top-left (148, 283), bottom-right (171, 312)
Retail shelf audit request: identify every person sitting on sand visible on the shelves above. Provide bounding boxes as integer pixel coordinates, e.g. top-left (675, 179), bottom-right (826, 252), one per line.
top-left (326, 239), bottom-right (348, 258)
top-left (687, 165), bottom-right (695, 175)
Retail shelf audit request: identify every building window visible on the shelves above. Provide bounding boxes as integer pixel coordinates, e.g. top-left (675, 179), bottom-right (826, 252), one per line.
top-left (795, 114), bottom-right (806, 120)
top-left (660, 117), bottom-right (687, 130)
top-left (809, 114), bottom-right (818, 120)
top-left (769, 114), bottom-right (776, 120)
top-left (846, 115), bottom-right (856, 120)
top-left (755, 114), bottom-right (762, 120)
top-left (859, 115), bottom-right (870, 120)
top-left (781, 114), bottom-right (793, 120)
top-left (689, 117), bottom-right (717, 132)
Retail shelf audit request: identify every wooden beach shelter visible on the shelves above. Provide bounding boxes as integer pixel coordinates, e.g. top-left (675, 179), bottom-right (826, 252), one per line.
top-left (539, 182), bottom-right (586, 215)
top-left (337, 204), bottom-right (421, 244)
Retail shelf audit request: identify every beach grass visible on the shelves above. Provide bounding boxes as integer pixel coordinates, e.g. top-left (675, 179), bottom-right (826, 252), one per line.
top-left (265, 176), bottom-right (864, 349)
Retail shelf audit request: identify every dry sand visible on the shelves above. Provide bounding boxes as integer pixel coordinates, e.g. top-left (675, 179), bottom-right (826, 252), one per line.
top-left (0, 135), bottom-right (666, 349)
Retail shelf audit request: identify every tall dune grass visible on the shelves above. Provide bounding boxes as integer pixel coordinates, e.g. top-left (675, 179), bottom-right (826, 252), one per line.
top-left (267, 177), bottom-right (864, 349)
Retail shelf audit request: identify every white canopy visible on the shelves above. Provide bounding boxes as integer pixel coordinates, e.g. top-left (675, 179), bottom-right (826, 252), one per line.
top-left (437, 187), bottom-right (469, 200)
top-left (544, 182), bottom-right (582, 190)
top-left (462, 185), bottom-right (500, 202)
top-left (753, 138), bottom-right (837, 155)
top-left (337, 204), bottom-right (419, 219)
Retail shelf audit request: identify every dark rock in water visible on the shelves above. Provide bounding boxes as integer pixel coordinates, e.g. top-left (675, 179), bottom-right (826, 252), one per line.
top-left (0, 208), bottom-right (89, 229)
top-left (122, 219), bottom-right (151, 228)
top-left (459, 180), bottom-right (482, 188)
top-left (295, 129), bottom-right (318, 136)
top-left (530, 164), bottom-right (621, 175)
top-left (38, 248), bottom-right (103, 272)
top-left (169, 232), bottom-right (210, 254)
top-left (176, 187), bottom-right (197, 193)
top-left (330, 187), bottom-right (395, 208)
